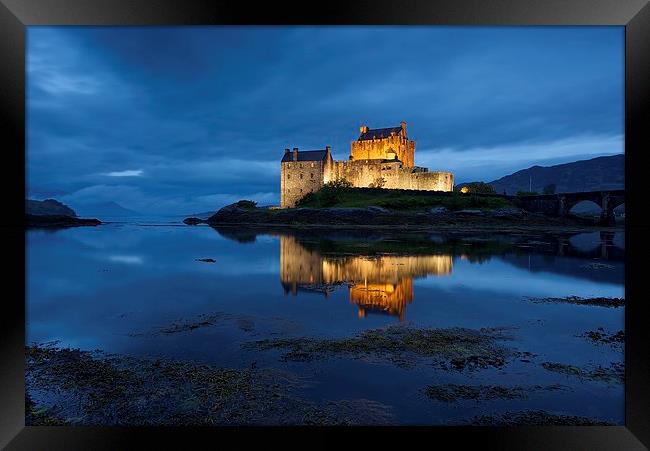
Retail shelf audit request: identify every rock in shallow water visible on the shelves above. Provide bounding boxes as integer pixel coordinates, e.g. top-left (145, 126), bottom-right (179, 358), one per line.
top-left (183, 217), bottom-right (205, 225)
top-left (488, 207), bottom-right (524, 218)
top-left (456, 209), bottom-right (485, 216)
top-left (366, 206), bottom-right (392, 214)
top-left (429, 206), bottom-right (448, 215)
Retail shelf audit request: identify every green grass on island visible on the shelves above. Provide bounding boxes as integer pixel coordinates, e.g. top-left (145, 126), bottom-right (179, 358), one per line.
top-left (295, 184), bottom-right (514, 211)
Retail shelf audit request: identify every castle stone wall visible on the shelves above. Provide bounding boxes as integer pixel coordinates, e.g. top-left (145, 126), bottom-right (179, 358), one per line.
top-left (280, 158), bottom-right (327, 208)
top-left (280, 124), bottom-right (454, 208)
top-left (328, 160), bottom-right (454, 192)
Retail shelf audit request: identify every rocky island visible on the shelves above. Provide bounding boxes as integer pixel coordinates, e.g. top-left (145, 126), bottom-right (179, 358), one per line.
top-left (26, 199), bottom-right (101, 228)
top-left (184, 187), bottom-right (619, 233)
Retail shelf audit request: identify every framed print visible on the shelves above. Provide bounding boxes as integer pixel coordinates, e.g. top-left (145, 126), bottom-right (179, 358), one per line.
top-left (1, 0), bottom-right (649, 449)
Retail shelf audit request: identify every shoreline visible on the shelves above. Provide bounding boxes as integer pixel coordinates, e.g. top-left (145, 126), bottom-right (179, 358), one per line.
top-left (184, 201), bottom-right (623, 234)
top-left (187, 220), bottom-right (623, 235)
top-left (26, 214), bottom-right (101, 228)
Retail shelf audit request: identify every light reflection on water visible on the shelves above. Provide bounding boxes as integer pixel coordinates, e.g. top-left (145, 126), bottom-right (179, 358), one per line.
top-left (26, 221), bottom-right (625, 424)
top-left (280, 235), bottom-right (453, 320)
top-left (275, 231), bottom-right (624, 321)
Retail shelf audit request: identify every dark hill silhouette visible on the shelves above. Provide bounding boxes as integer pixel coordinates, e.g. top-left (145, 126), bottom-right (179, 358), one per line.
top-left (26, 198), bottom-right (101, 228)
top-left (487, 154), bottom-right (624, 195)
top-left (27, 199), bottom-right (77, 217)
top-left (74, 201), bottom-right (138, 217)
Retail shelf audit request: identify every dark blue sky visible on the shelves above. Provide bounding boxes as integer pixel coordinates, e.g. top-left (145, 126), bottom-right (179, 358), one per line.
top-left (27, 26), bottom-right (623, 214)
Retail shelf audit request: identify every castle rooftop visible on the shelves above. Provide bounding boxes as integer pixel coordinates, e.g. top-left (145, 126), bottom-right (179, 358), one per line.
top-left (358, 126), bottom-right (403, 141)
top-left (281, 148), bottom-right (330, 163)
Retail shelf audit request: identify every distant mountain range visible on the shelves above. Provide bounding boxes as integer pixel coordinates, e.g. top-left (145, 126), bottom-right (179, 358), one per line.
top-left (477, 154), bottom-right (624, 195)
top-left (189, 211), bottom-right (216, 219)
top-left (72, 201), bottom-right (138, 217)
top-left (26, 199), bottom-right (139, 219)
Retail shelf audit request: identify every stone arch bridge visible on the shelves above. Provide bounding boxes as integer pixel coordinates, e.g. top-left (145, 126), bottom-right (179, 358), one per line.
top-left (514, 190), bottom-right (625, 226)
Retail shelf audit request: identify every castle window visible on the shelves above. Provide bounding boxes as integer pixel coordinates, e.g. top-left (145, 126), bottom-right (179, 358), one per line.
top-left (287, 174), bottom-right (291, 179)
top-left (300, 173), bottom-right (303, 179)
top-left (310, 173), bottom-right (314, 179)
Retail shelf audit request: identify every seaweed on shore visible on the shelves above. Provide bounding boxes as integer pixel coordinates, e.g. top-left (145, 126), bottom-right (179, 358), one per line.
top-left (525, 296), bottom-right (624, 308)
top-left (469, 410), bottom-right (615, 426)
top-left (424, 383), bottom-right (568, 403)
top-left (25, 392), bottom-right (68, 426)
top-left (301, 399), bottom-right (392, 425)
top-left (541, 361), bottom-right (624, 385)
top-left (128, 312), bottom-right (231, 336)
top-left (580, 262), bottom-right (615, 270)
top-left (246, 324), bottom-right (517, 370)
top-left (128, 312), bottom-right (301, 337)
top-left (25, 344), bottom-right (393, 426)
top-left (579, 328), bottom-right (625, 348)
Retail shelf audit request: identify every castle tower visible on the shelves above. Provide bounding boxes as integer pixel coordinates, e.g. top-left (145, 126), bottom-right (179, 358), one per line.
top-left (350, 122), bottom-right (415, 167)
top-left (280, 146), bottom-right (333, 208)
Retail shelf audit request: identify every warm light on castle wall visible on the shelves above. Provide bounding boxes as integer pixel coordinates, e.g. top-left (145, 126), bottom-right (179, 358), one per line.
top-left (280, 123), bottom-right (454, 208)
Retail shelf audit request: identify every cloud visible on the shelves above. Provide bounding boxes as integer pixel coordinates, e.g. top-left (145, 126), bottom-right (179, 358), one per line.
top-left (26, 26), bottom-right (624, 214)
top-left (108, 255), bottom-right (144, 265)
top-left (104, 170), bottom-right (144, 177)
top-left (60, 184), bottom-right (146, 207)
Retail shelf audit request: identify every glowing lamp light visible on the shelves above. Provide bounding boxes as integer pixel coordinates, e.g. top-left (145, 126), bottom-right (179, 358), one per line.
top-left (460, 186), bottom-right (469, 194)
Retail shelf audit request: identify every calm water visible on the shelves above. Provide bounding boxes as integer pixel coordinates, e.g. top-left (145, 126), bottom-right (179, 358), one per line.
top-left (26, 218), bottom-right (625, 424)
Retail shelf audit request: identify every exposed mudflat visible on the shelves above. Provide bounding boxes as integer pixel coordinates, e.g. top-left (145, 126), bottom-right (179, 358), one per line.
top-left (470, 410), bottom-right (615, 426)
top-left (580, 328), bottom-right (625, 348)
top-left (541, 361), bottom-right (624, 385)
top-left (247, 324), bottom-right (517, 370)
top-left (424, 383), bottom-right (569, 403)
top-left (25, 344), bottom-right (393, 426)
top-left (525, 296), bottom-right (625, 308)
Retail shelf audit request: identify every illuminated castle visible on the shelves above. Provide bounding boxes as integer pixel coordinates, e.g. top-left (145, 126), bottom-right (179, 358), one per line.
top-left (280, 122), bottom-right (455, 208)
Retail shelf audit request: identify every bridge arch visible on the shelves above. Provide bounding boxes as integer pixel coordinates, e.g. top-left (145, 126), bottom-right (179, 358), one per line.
top-left (568, 199), bottom-right (603, 217)
top-left (610, 198), bottom-right (625, 210)
top-left (613, 202), bottom-right (625, 220)
top-left (516, 190), bottom-right (624, 226)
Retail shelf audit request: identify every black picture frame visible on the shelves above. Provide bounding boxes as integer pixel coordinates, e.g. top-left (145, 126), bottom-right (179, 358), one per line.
top-left (1, 0), bottom-right (648, 449)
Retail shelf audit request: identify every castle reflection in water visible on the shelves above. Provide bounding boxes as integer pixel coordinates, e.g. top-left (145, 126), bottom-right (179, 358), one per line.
top-left (279, 236), bottom-right (452, 320)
